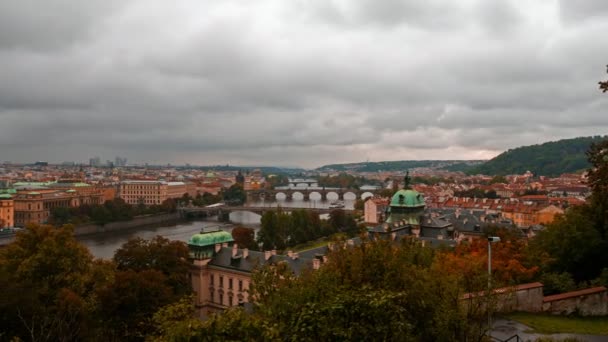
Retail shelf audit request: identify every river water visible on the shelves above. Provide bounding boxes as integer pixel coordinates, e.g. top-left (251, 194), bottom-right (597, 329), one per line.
top-left (80, 197), bottom-right (358, 259)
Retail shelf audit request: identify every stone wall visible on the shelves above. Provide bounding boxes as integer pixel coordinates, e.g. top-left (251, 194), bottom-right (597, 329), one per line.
top-left (542, 287), bottom-right (608, 316)
top-left (463, 283), bottom-right (608, 316)
top-left (74, 212), bottom-right (181, 236)
top-left (462, 282), bottom-right (545, 313)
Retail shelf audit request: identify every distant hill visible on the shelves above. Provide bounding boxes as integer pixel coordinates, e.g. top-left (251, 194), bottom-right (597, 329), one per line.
top-left (468, 136), bottom-right (607, 176)
top-left (316, 160), bottom-right (485, 173)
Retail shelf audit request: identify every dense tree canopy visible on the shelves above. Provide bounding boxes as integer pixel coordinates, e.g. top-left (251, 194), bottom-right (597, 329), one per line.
top-left (257, 208), bottom-right (357, 251)
top-left (468, 136), bottom-right (607, 176)
top-left (0, 224), bottom-right (109, 341)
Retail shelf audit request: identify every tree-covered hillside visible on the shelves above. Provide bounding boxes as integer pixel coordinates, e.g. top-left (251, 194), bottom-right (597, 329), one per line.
top-left (468, 136), bottom-right (607, 176)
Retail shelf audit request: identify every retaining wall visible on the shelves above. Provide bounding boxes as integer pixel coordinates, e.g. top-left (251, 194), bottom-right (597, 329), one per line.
top-left (74, 212), bottom-right (181, 236)
top-left (542, 287), bottom-right (608, 316)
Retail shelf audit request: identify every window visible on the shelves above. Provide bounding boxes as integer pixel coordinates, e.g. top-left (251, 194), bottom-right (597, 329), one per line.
top-left (219, 276), bottom-right (223, 288)
top-left (228, 295), bottom-right (233, 306)
top-left (219, 294), bottom-right (223, 305)
top-left (210, 289), bottom-right (214, 302)
top-left (229, 278), bottom-right (233, 289)
top-left (238, 280), bottom-right (243, 291)
top-left (210, 274), bottom-right (214, 286)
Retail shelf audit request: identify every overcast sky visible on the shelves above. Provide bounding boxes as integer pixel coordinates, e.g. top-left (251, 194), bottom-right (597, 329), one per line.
top-left (1, 0), bottom-right (607, 168)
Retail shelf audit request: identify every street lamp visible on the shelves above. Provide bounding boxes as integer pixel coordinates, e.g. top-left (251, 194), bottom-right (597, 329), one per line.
top-left (487, 236), bottom-right (501, 336)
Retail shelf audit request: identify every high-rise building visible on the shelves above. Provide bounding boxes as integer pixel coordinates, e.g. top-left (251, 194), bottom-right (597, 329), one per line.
top-left (89, 156), bottom-right (101, 167)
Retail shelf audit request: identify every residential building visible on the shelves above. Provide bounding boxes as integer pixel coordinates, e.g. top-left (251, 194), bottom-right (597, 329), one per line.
top-left (188, 230), bottom-right (326, 318)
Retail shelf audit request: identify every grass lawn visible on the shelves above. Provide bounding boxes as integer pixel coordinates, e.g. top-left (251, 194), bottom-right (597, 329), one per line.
top-left (505, 312), bottom-right (608, 335)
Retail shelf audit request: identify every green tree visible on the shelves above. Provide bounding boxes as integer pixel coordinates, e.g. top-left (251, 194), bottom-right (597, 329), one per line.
top-left (247, 238), bottom-right (483, 341)
top-left (222, 184), bottom-right (246, 205)
top-left (586, 138), bottom-right (608, 240)
top-left (97, 269), bottom-right (174, 340)
top-left (354, 198), bottom-right (365, 211)
top-left (113, 236), bottom-right (191, 296)
top-left (258, 210), bottom-right (278, 250)
top-left (0, 224), bottom-right (104, 341)
top-left (529, 138), bottom-right (608, 283)
top-left (148, 296), bottom-right (204, 342)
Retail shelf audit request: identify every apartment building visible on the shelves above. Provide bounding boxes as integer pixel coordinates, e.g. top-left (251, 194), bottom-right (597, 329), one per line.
top-left (120, 180), bottom-right (195, 205)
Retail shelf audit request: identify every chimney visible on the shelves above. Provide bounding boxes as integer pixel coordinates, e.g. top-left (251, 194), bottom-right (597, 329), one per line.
top-left (243, 248), bottom-right (249, 259)
top-left (313, 258), bottom-right (321, 270)
top-left (264, 251), bottom-right (272, 261)
top-left (232, 244), bottom-right (238, 257)
top-left (215, 243), bottom-right (222, 253)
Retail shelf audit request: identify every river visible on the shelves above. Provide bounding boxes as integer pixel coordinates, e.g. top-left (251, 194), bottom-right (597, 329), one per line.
top-left (80, 196), bottom-right (357, 259)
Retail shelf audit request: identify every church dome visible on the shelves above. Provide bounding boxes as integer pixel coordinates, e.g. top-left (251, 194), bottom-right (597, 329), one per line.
top-left (188, 230), bottom-right (233, 247)
top-left (390, 189), bottom-right (425, 208)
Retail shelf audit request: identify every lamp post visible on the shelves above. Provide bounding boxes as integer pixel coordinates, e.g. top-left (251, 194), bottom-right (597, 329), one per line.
top-left (487, 236), bottom-right (501, 337)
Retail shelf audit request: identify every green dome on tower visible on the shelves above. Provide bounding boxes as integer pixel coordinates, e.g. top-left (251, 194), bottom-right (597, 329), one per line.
top-left (188, 230), bottom-right (233, 247)
top-left (390, 189), bottom-right (425, 208)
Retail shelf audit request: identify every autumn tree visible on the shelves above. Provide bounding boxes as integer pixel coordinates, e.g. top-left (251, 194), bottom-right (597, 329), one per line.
top-left (439, 227), bottom-right (538, 287)
top-left (96, 269), bottom-right (174, 340)
top-left (113, 236), bottom-right (191, 296)
top-left (0, 224), bottom-right (107, 341)
top-left (247, 238), bottom-right (484, 341)
top-left (231, 226), bottom-right (257, 250)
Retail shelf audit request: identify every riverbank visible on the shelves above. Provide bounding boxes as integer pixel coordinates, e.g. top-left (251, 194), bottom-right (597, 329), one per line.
top-left (73, 212), bottom-right (182, 237)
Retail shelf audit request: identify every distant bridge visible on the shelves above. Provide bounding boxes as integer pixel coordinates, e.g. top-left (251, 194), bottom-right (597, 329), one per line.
top-left (247, 188), bottom-right (381, 202)
top-left (178, 205), bottom-right (352, 219)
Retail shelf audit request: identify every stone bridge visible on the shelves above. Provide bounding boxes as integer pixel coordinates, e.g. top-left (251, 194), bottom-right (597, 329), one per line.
top-left (179, 205), bottom-right (351, 220)
top-left (246, 188), bottom-right (380, 202)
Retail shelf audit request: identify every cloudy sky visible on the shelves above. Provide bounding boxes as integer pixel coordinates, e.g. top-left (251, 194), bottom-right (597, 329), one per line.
top-left (1, 0), bottom-right (607, 168)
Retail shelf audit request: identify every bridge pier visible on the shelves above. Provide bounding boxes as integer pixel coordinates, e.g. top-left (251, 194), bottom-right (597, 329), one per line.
top-left (337, 193), bottom-right (344, 201)
top-left (285, 192), bottom-right (293, 201)
top-left (303, 193), bottom-right (310, 201)
top-left (320, 192), bottom-right (327, 201)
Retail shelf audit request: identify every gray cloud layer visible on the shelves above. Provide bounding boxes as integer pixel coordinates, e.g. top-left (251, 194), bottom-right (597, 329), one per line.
top-left (0, 0), bottom-right (607, 168)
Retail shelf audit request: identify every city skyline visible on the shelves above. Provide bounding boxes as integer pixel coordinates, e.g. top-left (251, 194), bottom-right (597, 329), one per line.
top-left (1, 1), bottom-right (607, 168)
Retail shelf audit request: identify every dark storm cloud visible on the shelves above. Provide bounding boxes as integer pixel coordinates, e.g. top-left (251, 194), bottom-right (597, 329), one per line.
top-left (0, 0), bottom-right (607, 167)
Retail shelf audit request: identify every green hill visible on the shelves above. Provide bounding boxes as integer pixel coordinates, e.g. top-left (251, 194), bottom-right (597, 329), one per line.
top-left (468, 136), bottom-right (607, 176)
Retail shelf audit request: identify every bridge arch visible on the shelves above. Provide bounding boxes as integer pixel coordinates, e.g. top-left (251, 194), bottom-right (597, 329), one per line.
top-left (361, 192), bottom-right (374, 200)
top-left (343, 192), bottom-right (358, 200)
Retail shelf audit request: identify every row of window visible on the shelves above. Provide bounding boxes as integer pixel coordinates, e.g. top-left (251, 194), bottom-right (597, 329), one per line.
top-left (209, 274), bottom-right (244, 291)
top-left (210, 290), bottom-right (240, 306)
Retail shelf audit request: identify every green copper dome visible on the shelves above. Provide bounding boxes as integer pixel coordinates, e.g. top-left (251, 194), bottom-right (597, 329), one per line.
top-left (390, 189), bottom-right (425, 208)
top-left (188, 230), bottom-right (233, 247)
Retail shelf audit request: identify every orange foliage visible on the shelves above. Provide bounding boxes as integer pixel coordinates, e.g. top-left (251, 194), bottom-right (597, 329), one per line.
top-left (438, 229), bottom-right (538, 286)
